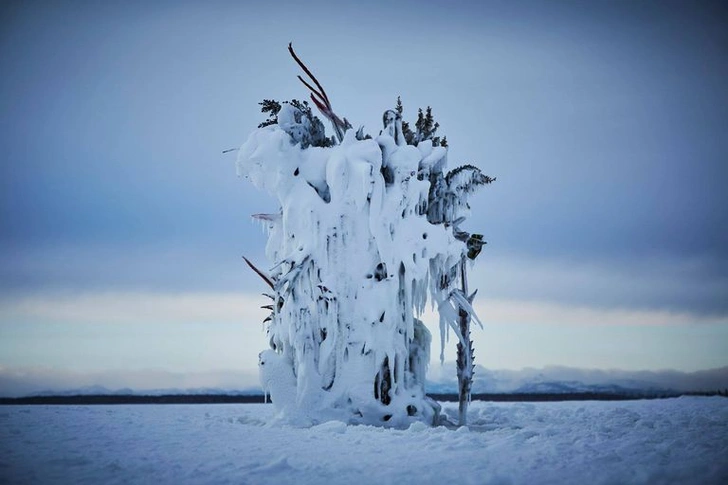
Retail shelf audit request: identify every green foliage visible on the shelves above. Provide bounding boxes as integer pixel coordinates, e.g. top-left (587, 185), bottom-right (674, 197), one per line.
top-left (396, 97), bottom-right (446, 147)
top-left (395, 96), bottom-right (416, 145)
top-left (258, 99), bottom-right (282, 128)
top-left (466, 234), bottom-right (485, 260)
top-left (355, 126), bottom-right (372, 141)
top-left (415, 107), bottom-right (439, 144)
top-left (257, 99), bottom-right (335, 148)
top-left (445, 164), bottom-right (496, 192)
top-left (395, 96), bottom-right (403, 115)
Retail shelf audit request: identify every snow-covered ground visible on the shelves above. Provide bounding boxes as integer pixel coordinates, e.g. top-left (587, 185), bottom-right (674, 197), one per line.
top-left (1, 397), bottom-right (726, 484)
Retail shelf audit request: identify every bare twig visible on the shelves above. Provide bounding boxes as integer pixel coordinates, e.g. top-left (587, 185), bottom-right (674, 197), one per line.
top-left (243, 256), bottom-right (275, 290)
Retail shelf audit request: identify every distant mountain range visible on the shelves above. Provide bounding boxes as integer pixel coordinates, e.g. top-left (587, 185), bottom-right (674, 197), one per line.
top-left (27, 386), bottom-right (263, 398)
top-left (426, 363), bottom-right (728, 395)
top-left (1, 364), bottom-right (726, 398)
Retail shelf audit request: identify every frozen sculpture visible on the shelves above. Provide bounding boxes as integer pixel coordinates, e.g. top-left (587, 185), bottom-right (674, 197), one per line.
top-left (236, 45), bottom-right (494, 427)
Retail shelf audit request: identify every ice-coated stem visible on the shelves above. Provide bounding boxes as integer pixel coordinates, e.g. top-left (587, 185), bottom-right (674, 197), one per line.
top-left (457, 255), bottom-right (473, 426)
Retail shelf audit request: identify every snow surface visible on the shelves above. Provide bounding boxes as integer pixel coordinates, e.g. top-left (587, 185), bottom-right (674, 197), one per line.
top-left (2, 397), bottom-right (727, 484)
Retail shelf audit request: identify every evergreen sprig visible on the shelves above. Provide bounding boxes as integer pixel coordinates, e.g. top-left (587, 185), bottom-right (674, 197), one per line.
top-left (396, 97), bottom-right (447, 147)
top-left (257, 99), bottom-right (335, 148)
top-left (445, 164), bottom-right (496, 192)
top-left (258, 99), bottom-right (282, 128)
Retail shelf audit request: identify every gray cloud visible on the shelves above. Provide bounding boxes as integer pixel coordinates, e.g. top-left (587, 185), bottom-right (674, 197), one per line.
top-left (470, 253), bottom-right (728, 318)
top-left (1, 1), bottom-right (726, 317)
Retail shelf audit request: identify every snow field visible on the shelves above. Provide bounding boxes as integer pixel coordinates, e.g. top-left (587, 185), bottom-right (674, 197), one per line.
top-left (1, 397), bottom-right (727, 484)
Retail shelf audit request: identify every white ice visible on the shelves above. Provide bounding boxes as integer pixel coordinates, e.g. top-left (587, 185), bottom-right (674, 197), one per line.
top-left (236, 117), bottom-right (475, 425)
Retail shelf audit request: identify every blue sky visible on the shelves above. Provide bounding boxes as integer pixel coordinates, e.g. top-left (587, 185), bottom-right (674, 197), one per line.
top-left (1, 0), bottom-right (727, 393)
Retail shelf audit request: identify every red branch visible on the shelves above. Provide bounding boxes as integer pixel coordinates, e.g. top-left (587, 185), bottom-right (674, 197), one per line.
top-left (288, 42), bottom-right (348, 142)
top-left (243, 256), bottom-right (275, 290)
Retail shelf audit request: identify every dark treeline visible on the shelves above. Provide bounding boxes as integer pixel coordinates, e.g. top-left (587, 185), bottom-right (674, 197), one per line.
top-left (0, 394), bottom-right (268, 405)
top-left (1, 391), bottom-right (726, 405)
top-left (433, 392), bottom-right (678, 403)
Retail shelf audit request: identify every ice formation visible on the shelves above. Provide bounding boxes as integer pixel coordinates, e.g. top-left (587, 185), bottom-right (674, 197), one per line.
top-left (237, 84), bottom-right (491, 427)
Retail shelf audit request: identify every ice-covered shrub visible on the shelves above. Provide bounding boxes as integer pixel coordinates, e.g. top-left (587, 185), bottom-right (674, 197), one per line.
top-left (235, 45), bottom-right (493, 427)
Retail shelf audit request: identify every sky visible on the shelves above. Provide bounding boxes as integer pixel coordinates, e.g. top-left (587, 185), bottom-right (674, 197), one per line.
top-left (1, 0), bottom-right (727, 394)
